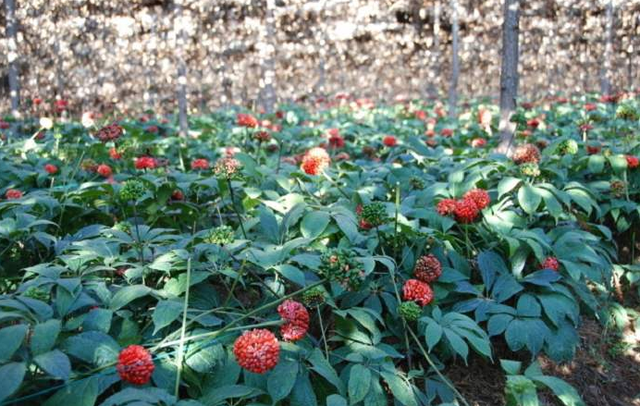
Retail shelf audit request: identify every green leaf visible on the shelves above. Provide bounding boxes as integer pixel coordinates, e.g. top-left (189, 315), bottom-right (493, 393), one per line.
top-left (0, 324), bottom-right (28, 362)
top-left (326, 394), bottom-right (348, 406)
top-left (43, 376), bottom-right (101, 406)
top-left (517, 294), bottom-right (541, 318)
top-left (34, 350), bottom-right (72, 381)
top-left (273, 264), bottom-right (306, 286)
top-left (31, 319), bottom-right (62, 355)
top-left (301, 211), bottom-right (330, 239)
top-left (152, 300), bottom-right (183, 334)
top-left (0, 362), bottom-right (26, 403)
top-left (498, 177), bottom-right (522, 198)
top-left (380, 369), bottom-right (418, 406)
top-left (83, 309), bottom-right (113, 334)
top-left (259, 207), bottom-right (280, 243)
top-left (477, 251), bottom-right (508, 291)
top-left (186, 344), bottom-right (225, 373)
top-left (200, 385), bottom-right (263, 405)
top-left (531, 376), bottom-right (585, 406)
top-left (444, 329), bottom-right (469, 362)
top-left (500, 359), bottom-right (522, 375)
top-left (290, 370), bottom-right (318, 406)
top-left (518, 183), bottom-right (542, 214)
top-left (588, 155), bottom-right (605, 174)
top-left (267, 358), bottom-right (298, 402)
top-left (308, 348), bottom-right (345, 395)
top-left (109, 285), bottom-right (151, 310)
top-left (425, 321), bottom-right (443, 351)
top-left (348, 364), bottom-right (371, 404)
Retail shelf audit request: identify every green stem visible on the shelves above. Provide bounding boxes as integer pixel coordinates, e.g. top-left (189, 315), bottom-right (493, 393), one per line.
top-left (317, 306), bottom-right (330, 360)
top-left (151, 279), bottom-right (327, 352)
top-left (407, 327), bottom-right (471, 406)
top-left (174, 258), bottom-right (192, 397)
top-left (227, 178), bottom-right (248, 239)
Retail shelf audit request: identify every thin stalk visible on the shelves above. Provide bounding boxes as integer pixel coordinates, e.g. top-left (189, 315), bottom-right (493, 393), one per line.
top-left (174, 258), bottom-right (192, 397)
top-left (394, 182), bottom-right (400, 259)
top-left (132, 202), bottom-right (145, 265)
top-left (159, 319), bottom-right (284, 349)
top-left (317, 306), bottom-right (330, 359)
top-left (322, 171), bottom-right (350, 199)
top-left (222, 258), bottom-right (247, 308)
top-left (407, 326), bottom-right (471, 406)
top-left (227, 178), bottom-right (248, 239)
top-left (152, 279), bottom-right (327, 351)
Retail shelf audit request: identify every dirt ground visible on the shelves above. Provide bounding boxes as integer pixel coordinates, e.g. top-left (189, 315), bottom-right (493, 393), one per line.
top-left (446, 319), bottom-right (640, 406)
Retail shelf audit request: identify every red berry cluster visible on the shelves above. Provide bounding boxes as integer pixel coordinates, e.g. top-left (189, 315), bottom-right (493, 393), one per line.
top-left (512, 144), bottom-right (541, 165)
top-left (97, 164), bottom-right (113, 178)
top-left (135, 156), bottom-right (157, 170)
top-left (277, 300), bottom-right (309, 342)
top-left (116, 345), bottom-right (155, 385)
top-left (414, 255), bottom-right (442, 283)
top-left (44, 163), bottom-right (58, 175)
top-left (301, 147), bottom-right (331, 176)
top-left (237, 113), bottom-right (258, 128)
top-left (233, 329), bottom-right (280, 374)
top-left (5, 189), bottom-right (23, 200)
top-left (383, 135), bottom-right (397, 147)
top-left (626, 155), bottom-right (639, 169)
top-left (539, 256), bottom-right (560, 272)
top-left (402, 279), bottom-right (434, 307)
top-left (95, 123), bottom-right (123, 143)
top-left (191, 158), bottom-right (210, 170)
top-left (436, 189), bottom-right (490, 224)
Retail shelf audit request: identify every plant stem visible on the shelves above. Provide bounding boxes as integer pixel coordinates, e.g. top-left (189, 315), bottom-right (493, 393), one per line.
top-left (227, 178), bottom-right (248, 239)
top-left (317, 306), bottom-right (330, 359)
top-left (174, 257), bottom-right (191, 397)
top-left (151, 279), bottom-right (327, 351)
top-left (407, 326), bottom-right (471, 406)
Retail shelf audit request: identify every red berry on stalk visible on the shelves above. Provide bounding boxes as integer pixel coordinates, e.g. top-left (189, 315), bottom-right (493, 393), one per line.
top-left (277, 300), bottom-right (309, 342)
top-left (414, 255), bottom-right (442, 283)
top-left (116, 345), bottom-right (154, 385)
top-left (454, 198), bottom-right (480, 224)
top-left (402, 279), bottom-right (434, 307)
top-left (436, 198), bottom-right (457, 216)
top-left (539, 257), bottom-right (559, 272)
top-left (463, 189), bottom-right (491, 210)
top-left (233, 329), bottom-right (280, 374)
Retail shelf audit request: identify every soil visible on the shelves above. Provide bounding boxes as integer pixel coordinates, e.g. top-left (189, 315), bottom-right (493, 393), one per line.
top-left (446, 319), bottom-right (640, 406)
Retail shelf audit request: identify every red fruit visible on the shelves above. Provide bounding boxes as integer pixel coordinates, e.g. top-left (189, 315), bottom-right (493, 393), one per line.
top-left (254, 131), bottom-right (271, 142)
top-left (463, 189), bottom-right (491, 210)
top-left (328, 133), bottom-right (345, 149)
top-left (233, 329), bottom-right (280, 374)
top-left (586, 145), bottom-right (601, 155)
top-left (383, 135), bottom-right (397, 147)
top-left (454, 198), bottom-right (480, 224)
top-left (539, 257), bottom-right (559, 272)
top-left (171, 190), bottom-right (184, 201)
top-left (440, 128), bottom-right (454, 137)
top-left (237, 113), bottom-right (258, 128)
top-left (33, 98), bottom-right (43, 105)
top-left (277, 300), bottom-right (309, 342)
top-left (471, 138), bottom-right (486, 148)
top-left (414, 110), bottom-right (427, 121)
top-left (44, 164), bottom-right (58, 175)
top-left (414, 255), bottom-right (442, 283)
top-left (5, 189), bottom-right (23, 200)
top-left (335, 152), bottom-right (350, 161)
top-left (626, 155), bottom-right (639, 169)
top-left (191, 158), bottom-right (209, 170)
top-left (436, 198), bottom-right (457, 216)
top-left (134, 156), bottom-right (157, 170)
top-left (512, 144), bottom-right (541, 165)
top-left (146, 125), bottom-right (159, 134)
top-left (275, 110), bottom-right (285, 119)
top-left (53, 99), bottom-right (68, 113)
top-left (97, 164), bottom-right (113, 178)
top-left (0, 121), bottom-right (9, 130)
top-left (301, 147), bottom-right (330, 175)
top-left (116, 345), bottom-right (154, 385)
top-left (580, 123), bottom-right (594, 132)
top-left (584, 103), bottom-right (597, 112)
top-left (526, 118), bottom-right (540, 128)
top-left (402, 279), bottom-right (434, 307)
top-left (95, 123), bottom-right (123, 142)
top-left (109, 148), bottom-right (123, 160)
